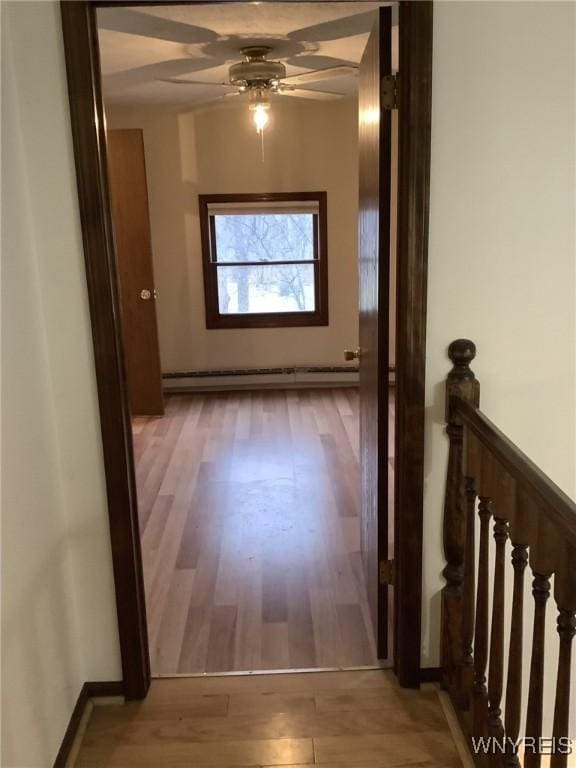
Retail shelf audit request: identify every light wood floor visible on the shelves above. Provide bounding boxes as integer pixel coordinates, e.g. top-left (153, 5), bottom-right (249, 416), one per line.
top-left (133, 388), bottom-right (378, 675)
top-left (74, 670), bottom-right (464, 767)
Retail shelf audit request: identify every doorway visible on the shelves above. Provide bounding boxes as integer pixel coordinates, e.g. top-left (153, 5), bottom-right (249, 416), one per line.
top-left (61, 0), bottom-right (432, 698)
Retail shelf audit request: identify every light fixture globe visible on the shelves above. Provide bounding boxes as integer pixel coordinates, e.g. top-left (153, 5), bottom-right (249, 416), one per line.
top-left (248, 87), bottom-right (271, 134)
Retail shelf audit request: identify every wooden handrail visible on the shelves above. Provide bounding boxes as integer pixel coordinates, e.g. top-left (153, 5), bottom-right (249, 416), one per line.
top-left (450, 396), bottom-right (576, 548)
top-left (441, 339), bottom-right (576, 768)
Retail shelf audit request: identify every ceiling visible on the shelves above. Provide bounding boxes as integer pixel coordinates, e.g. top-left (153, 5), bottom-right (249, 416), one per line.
top-left (97, 3), bottom-right (393, 107)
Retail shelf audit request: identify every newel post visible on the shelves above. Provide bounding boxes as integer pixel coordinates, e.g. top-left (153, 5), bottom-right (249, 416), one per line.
top-left (441, 339), bottom-right (480, 694)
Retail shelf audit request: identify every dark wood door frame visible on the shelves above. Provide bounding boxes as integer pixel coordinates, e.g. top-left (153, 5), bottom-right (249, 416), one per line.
top-left (394, 0), bottom-right (433, 688)
top-left (60, 0), bottom-right (432, 698)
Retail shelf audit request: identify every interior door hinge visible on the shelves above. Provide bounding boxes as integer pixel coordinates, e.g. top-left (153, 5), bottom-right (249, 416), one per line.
top-left (379, 559), bottom-right (395, 585)
top-left (381, 73), bottom-right (399, 110)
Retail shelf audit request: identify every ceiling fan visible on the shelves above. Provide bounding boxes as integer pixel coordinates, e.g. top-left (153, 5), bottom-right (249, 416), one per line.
top-left (99, 7), bottom-right (375, 96)
top-left (162, 46), bottom-right (357, 100)
top-left (162, 46), bottom-right (357, 134)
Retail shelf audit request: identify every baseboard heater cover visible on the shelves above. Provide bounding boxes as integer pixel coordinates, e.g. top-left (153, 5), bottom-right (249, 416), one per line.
top-left (163, 365), bottom-right (364, 379)
top-left (162, 365), bottom-right (375, 391)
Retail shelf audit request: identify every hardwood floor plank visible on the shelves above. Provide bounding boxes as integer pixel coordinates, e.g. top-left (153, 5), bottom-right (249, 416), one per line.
top-left (206, 605), bottom-right (238, 673)
top-left (314, 688), bottom-right (448, 718)
top-left (313, 732), bottom-right (461, 766)
top-left (308, 582), bottom-right (343, 669)
top-left (76, 737), bottom-right (314, 767)
top-left (140, 493), bottom-right (174, 567)
top-left (233, 550), bottom-right (263, 671)
top-left (152, 568), bottom-right (196, 674)
top-left (227, 692), bottom-right (316, 718)
top-left (87, 693), bottom-right (230, 723)
top-left (336, 604), bottom-right (375, 666)
top-left (178, 604), bottom-right (213, 673)
top-left (261, 622), bottom-right (291, 669)
top-left (287, 568), bottom-right (317, 669)
top-left (262, 559), bottom-right (289, 624)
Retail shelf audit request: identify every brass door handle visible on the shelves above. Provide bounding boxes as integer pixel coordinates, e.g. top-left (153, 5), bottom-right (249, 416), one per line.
top-left (344, 348), bottom-right (361, 361)
top-left (140, 289), bottom-right (156, 301)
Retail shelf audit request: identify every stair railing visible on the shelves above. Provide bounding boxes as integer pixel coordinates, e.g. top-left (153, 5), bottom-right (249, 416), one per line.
top-left (441, 339), bottom-right (576, 768)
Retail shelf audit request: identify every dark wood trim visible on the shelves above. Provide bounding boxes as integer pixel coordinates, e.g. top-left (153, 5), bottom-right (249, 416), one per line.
top-left (52, 680), bottom-right (124, 768)
top-left (85, 680), bottom-right (125, 698)
top-left (420, 666), bottom-right (442, 683)
top-left (59, 0), bottom-right (432, 695)
top-left (197, 192), bottom-right (326, 204)
top-left (393, 1), bottom-right (433, 687)
top-left (60, 1), bottom-right (150, 700)
top-left (452, 397), bottom-right (576, 546)
top-left (52, 684), bottom-right (89, 768)
top-left (199, 192), bottom-right (329, 329)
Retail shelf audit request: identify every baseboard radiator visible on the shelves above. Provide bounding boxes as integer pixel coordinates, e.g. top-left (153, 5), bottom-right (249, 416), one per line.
top-left (162, 365), bottom-right (398, 392)
top-left (162, 365), bottom-right (370, 392)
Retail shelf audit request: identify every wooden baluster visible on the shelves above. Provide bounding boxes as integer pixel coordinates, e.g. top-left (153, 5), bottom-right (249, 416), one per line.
top-left (461, 474), bottom-right (477, 709)
top-left (442, 339), bottom-right (480, 697)
top-left (551, 550), bottom-right (576, 768)
top-left (487, 517), bottom-right (509, 763)
top-left (550, 608), bottom-right (576, 768)
top-left (504, 542), bottom-right (529, 768)
top-left (473, 495), bottom-right (492, 737)
top-left (524, 573), bottom-right (551, 768)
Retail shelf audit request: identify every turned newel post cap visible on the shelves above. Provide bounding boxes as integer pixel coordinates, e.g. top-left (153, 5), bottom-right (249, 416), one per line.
top-left (448, 339), bottom-right (476, 369)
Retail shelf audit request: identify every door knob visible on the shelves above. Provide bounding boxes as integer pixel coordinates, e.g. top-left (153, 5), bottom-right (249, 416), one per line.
top-left (344, 348), bottom-right (361, 361)
top-left (140, 289), bottom-right (152, 300)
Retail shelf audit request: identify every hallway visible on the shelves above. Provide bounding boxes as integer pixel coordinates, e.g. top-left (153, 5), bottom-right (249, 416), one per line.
top-left (133, 388), bottom-right (379, 674)
top-left (74, 670), bottom-right (464, 767)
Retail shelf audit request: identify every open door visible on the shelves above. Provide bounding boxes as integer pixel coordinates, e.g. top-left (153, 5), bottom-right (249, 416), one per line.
top-left (107, 129), bottom-right (164, 417)
top-left (358, 6), bottom-right (393, 659)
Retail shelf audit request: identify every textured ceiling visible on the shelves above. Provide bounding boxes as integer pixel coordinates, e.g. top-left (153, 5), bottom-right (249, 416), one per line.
top-left (97, 3), bottom-right (394, 106)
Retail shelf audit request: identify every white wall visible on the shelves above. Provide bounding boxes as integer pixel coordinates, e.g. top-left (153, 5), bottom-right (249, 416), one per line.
top-left (106, 98), bottom-right (361, 373)
top-left (423, 0), bottom-right (575, 735)
top-left (1, 3), bottom-right (122, 766)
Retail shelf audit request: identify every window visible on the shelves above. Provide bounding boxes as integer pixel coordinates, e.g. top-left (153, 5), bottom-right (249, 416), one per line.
top-left (199, 193), bottom-right (328, 328)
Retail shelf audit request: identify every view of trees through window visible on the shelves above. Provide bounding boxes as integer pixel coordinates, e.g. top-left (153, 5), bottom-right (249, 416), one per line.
top-left (213, 213), bottom-right (316, 314)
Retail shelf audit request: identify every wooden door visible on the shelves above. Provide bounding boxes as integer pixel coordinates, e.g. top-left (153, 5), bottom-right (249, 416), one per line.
top-left (107, 129), bottom-right (164, 416)
top-left (358, 7), bottom-right (393, 659)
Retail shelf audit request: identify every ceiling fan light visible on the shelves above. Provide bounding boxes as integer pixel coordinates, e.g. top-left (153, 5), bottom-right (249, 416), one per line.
top-left (249, 101), bottom-right (270, 133)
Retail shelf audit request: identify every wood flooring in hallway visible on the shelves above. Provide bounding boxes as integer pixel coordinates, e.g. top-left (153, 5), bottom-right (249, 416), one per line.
top-left (132, 388), bottom-right (378, 675)
top-left (74, 670), bottom-right (464, 767)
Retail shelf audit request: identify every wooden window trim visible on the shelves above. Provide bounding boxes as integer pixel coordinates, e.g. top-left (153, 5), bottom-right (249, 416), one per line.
top-left (199, 192), bottom-right (329, 329)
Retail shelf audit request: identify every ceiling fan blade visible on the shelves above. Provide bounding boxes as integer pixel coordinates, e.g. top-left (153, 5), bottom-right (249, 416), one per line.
top-left (282, 66), bottom-right (358, 87)
top-left (285, 55), bottom-right (357, 72)
top-left (288, 10), bottom-right (377, 44)
top-left (104, 59), bottom-right (217, 92)
top-left (278, 87), bottom-right (343, 101)
top-left (160, 78), bottom-right (233, 88)
top-left (97, 8), bottom-right (217, 45)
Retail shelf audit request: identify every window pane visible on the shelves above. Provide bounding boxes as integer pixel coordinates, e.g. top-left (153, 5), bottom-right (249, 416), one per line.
top-left (213, 214), bottom-right (314, 263)
top-left (217, 264), bottom-right (315, 314)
